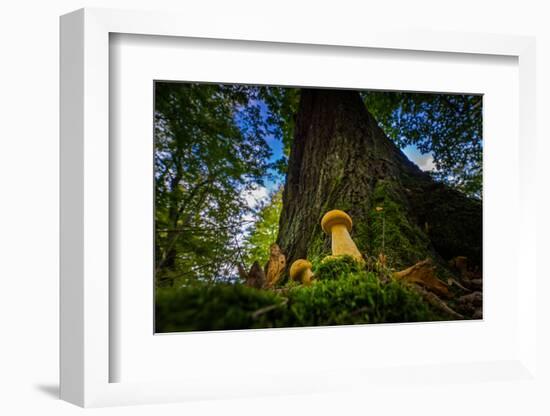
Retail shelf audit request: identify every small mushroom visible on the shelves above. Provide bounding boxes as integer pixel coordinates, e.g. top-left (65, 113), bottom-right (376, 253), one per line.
top-left (321, 210), bottom-right (364, 262)
top-left (289, 259), bottom-right (314, 285)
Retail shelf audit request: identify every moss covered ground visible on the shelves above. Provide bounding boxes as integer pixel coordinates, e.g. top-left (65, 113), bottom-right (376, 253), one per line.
top-left (155, 256), bottom-right (449, 333)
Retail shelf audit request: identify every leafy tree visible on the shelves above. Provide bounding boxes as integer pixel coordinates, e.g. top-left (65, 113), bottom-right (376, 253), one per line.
top-left (154, 82), bottom-right (274, 286)
top-left (244, 187), bottom-right (283, 266)
top-left (276, 88), bottom-right (482, 270)
top-left (258, 87), bottom-right (301, 175)
top-left (363, 91), bottom-right (483, 197)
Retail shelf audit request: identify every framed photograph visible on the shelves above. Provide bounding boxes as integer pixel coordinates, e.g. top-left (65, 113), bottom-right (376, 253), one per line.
top-left (60, 8), bottom-right (538, 408)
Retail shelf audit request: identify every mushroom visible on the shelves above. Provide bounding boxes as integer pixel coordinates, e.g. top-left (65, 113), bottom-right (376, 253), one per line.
top-left (321, 210), bottom-right (364, 262)
top-left (289, 259), bottom-right (314, 285)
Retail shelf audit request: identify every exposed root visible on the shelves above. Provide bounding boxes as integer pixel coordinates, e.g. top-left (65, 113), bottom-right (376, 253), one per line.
top-left (412, 284), bottom-right (464, 320)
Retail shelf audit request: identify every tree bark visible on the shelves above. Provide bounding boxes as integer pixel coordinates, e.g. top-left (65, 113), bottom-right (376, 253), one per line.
top-left (276, 89), bottom-right (482, 271)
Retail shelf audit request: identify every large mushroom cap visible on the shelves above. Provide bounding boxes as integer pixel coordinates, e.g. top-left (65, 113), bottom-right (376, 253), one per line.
top-left (289, 259), bottom-right (312, 281)
top-left (321, 210), bottom-right (353, 234)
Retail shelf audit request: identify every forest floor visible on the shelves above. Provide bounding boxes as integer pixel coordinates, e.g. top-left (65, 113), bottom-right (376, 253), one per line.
top-left (155, 256), bottom-right (481, 333)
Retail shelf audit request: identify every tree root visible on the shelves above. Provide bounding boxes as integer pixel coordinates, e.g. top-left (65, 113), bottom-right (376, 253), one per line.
top-left (447, 277), bottom-right (471, 293)
top-left (412, 284), bottom-right (464, 320)
top-left (244, 261), bottom-right (266, 288)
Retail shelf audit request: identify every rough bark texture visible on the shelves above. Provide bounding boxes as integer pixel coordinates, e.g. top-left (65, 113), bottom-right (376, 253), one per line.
top-left (245, 261), bottom-right (266, 289)
top-left (276, 89), bottom-right (482, 272)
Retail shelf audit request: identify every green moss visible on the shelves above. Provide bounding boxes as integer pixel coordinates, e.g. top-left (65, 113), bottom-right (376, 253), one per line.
top-left (286, 256), bottom-right (438, 326)
top-left (155, 256), bottom-right (446, 333)
top-left (155, 283), bottom-right (285, 332)
top-left (306, 232), bottom-right (330, 263)
top-left (313, 255), bottom-right (363, 280)
top-left (367, 179), bottom-right (431, 268)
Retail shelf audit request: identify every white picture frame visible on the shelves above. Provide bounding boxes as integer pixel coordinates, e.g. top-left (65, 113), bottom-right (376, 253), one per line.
top-left (60, 7), bottom-right (538, 408)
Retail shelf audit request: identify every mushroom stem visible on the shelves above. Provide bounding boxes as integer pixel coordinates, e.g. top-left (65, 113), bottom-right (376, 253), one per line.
top-left (321, 210), bottom-right (364, 262)
top-left (330, 223), bottom-right (362, 259)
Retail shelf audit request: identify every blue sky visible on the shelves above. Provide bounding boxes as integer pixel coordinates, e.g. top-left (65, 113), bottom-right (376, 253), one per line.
top-left (402, 144), bottom-right (435, 172)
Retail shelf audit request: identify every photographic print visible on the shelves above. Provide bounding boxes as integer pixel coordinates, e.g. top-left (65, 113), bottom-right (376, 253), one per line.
top-left (154, 82), bottom-right (482, 333)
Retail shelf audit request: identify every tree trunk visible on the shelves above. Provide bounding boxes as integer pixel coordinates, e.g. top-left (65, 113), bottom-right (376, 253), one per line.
top-left (276, 89), bottom-right (482, 271)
